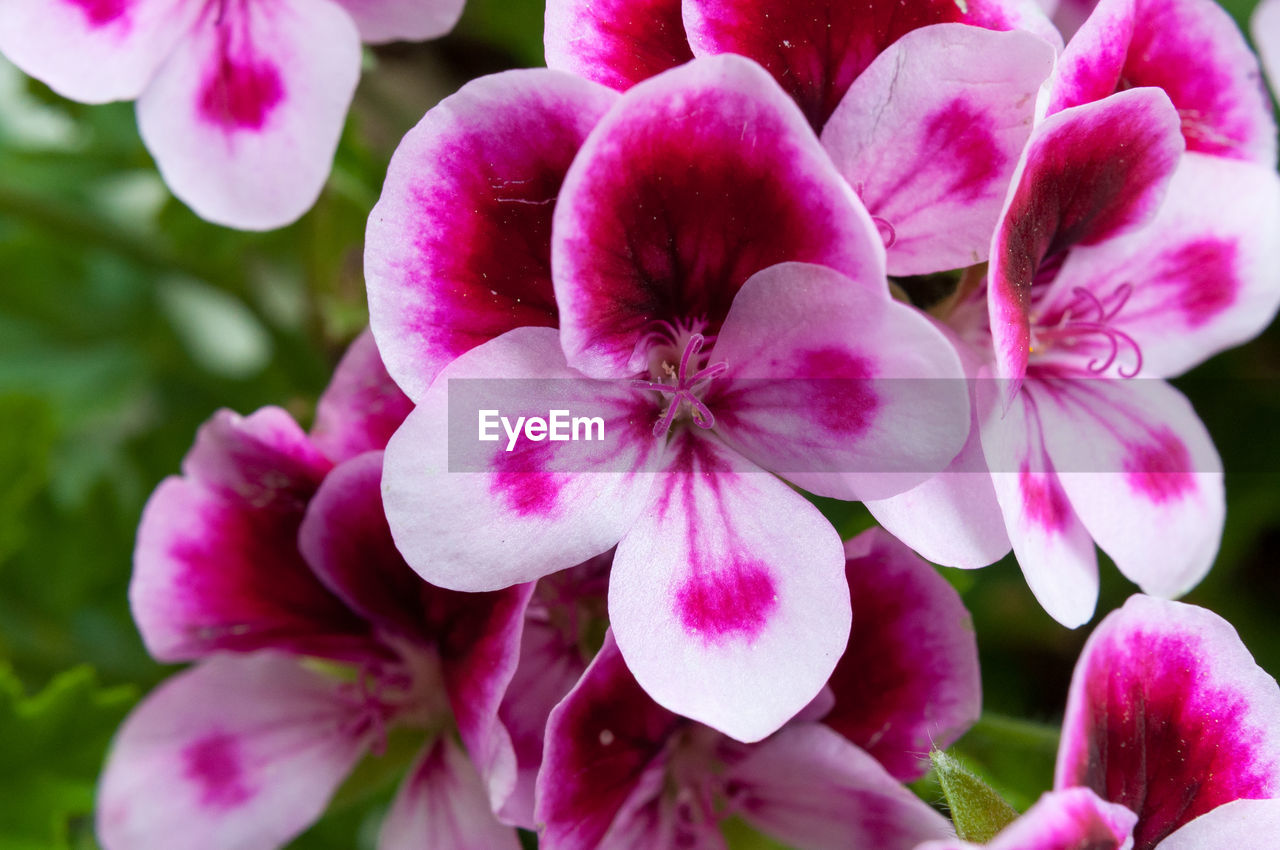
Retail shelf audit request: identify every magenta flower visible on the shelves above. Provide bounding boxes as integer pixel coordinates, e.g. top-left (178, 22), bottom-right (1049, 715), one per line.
top-left (534, 528), bottom-right (979, 849)
top-left (923, 595), bottom-right (1280, 849)
top-left (0, 0), bottom-right (464, 229)
top-left (871, 30), bottom-right (1280, 624)
top-left (369, 54), bottom-right (980, 741)
top-left (543, 0), bottom-right (1059, 131)
top-left (95, 332), bottom-right (539, 849)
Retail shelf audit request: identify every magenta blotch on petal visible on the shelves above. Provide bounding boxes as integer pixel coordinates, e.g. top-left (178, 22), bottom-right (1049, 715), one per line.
top-left (544, 0), bottom-right (692, 91)
top-left (1056, 596), bottom-right (1280, 849)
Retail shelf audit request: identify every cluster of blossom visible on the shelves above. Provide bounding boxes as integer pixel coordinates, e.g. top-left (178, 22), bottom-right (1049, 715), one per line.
top-left (39, 0), bottom-right (1280, 845)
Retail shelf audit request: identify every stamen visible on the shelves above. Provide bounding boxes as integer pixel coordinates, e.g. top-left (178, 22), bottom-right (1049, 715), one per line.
top-left (872, 216), bottom-right (897, 249)
top-left (630, 332), bottom-right (727, 437)
top-left (1034, 282), bottom-right (1143, 378)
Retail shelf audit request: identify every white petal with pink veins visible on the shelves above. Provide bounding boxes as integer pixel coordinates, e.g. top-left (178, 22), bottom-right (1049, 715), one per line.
top-left (136, 0), bottom-right (361, 229)
top-left (609, 431), bottom-right (849, 743)
top-left (96, 653), bottom-right (373, 850)
top-left (821, 25), bottom-right (1055, 276)
top-left (333, 0), bottom-right (463, 43)
top-left (0, 0), bottom-right (197, 103)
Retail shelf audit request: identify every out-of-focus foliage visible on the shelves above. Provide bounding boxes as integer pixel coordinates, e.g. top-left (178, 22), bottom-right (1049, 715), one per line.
top-left (0, 1), bottom-right (1277, 848)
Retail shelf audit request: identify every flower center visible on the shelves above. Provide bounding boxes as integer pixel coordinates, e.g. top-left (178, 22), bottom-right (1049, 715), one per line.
top-left (631, 322), bottom-right (728, 438)
top-left (1031, 283), bottom-right (1144, 378)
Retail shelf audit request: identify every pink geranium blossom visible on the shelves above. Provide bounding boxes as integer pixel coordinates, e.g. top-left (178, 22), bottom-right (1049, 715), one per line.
top-left (96, 332), bottom-right (541, 849)
top-left (0, 0), bottom-right (464, 228)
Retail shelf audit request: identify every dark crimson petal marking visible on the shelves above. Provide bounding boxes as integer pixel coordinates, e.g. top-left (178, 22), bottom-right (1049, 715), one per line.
top-left (366, 70), bottom-right (617, 400)
top-left (683, 0), bottom-right (1053, 130)
top-left (545, 0), bottom-right (693, 91)
top-left (823, 529), bottom-right (980, 782)
top-left (554, 55), bottom-right (883, 378)
top-left (1051, 0), bottom-right (1275, 164)
top-left (1056, 596), bottom-right (1280, 850)
top-left (183, 732), bottom-right (254, 810)
top-left (988, 88), bottom-right (1183, 386)
top-left (536, 633), bottom-right (682, 850)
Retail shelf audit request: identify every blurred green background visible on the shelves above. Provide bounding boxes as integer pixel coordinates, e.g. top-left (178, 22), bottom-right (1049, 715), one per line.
top-left (0, 0), bottom-right (1276, 847)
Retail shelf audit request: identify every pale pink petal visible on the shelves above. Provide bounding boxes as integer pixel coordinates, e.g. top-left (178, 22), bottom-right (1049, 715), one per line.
top-left (0, 0), bottom-right (197, 103)
top-left (726, 723), bottom-right (952, 849)
top-left (131, 408), bottom-right (369, 662)
top-left (365, 70), bottom-right (617, 400)
top-left (1056, 596), bottom-right (1280, 849)
top-left (682, 0), bottom-right (1059, 130)
top-left (978, 379), bottom-right (1100, 628)
top-left (334, 0), bottom-right (462, 43)
top-left (823, 529), bottom-right (981, 781)
top-left (609, 432), bottom-right (849, 743)
top-left (97, 653), bottom-right (373, 850)
top-left (310, 329), bottom-right (413, 463)
top-left (1253, 0), bottom-right (1280, 100)
top-left (1035, 376), bottom-right (1223, 599)
top-left (378, 737), bottom-right (521, 850)
top-left (1051, 0), bottom-right (1275, 164)
top-left (1039, 153), bottom-right (1280, 379)
top-left (919, 787), bottom-right (1137, 850)
top-left (1155, 799), bottom-right (1280, 850)
top-left (704, 262), bottom-right (969, 502)
top-left (821, 25), bottom-right (1055, 276)
top-left (553, 54), bottom-right (883, 379)
top-left (536, 632), bottom-right (683, 850)
top-left (381, 326), bottom-right (660, 592)
top-left (544, 0), bottom-right (692, 91)
top-left (136, 0), bottom-right (361, 229)
top-left (988, 89), bottom-right (1184, 389)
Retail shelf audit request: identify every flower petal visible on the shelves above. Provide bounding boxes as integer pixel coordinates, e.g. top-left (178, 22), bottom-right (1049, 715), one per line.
top-left (310, 329), bottom-right (413, 463)
top-left (381, 326), bottom-right (660, 592)
top-left (333, 0), bottom-right (462, 43)
top-left (366, 69), bottom-right (617, 400)
top-left (1155, 799), bottom-right (1280, 850)
top-left (609, 431), bottom-right (849, 743)
top-left (821, 25), bottom-right (1054, 275)
top-left (1254, 0), bottom-right (1280, 100)
top-left (988, 89), bottom-right (1184, 388)
top-left (978, 379), bottom-right (1100, 628)
top-left (544, 0), bottom-right (692, 91)
top-left (1039, 153), bottom-right (1280, 379)
top-left (682, 0), bottom-right (1059, 130)
top-left (726, 723), bottom-right (952, 848)
top-left (379, 736), bottom-right (521, 850)
top-left (0, 0), bottom-right (197, 103)
top-left (136, 0), bottom-right (361, 229)
top-left (919, 787), bottom-right (1137, 850)
top-left (704, 262), bottom-right (970, 501)
top-left (131, 408), bottom-right (369, 662)
top-left (1035, 376), bottom-right (1223, 599)
top-left (97, 654), bottom-right (372, 850)
top-left (1055, 596), bottom-right (1280, 849)
top-left (553, 54), bottom-right (883, 378)
top-left (1050, 0), bottom-right (1275, 164)
top-left (535, 631), bottom-right (683, 850)
top-left (822, 528), bottom-right (981, 781)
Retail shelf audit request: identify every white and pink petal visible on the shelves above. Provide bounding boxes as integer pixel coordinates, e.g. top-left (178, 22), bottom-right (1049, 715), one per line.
top-left (1056, 596), bottom-right (1280, 849)
top-left (821, 25), bottom-right (1055, 276)
top-left (310, 329), bottom-right (413, 463)
top-left (609, 431), bottom-right (849, 743)
top-left (334, 0), bottom-right (463, 43)
top-left (136, 0), bottom-right (362, 229)
top-left (918, 787), bottom-right (1138, 850)
top-left (97, 653), bottom-right (375, 850)
top-left (365, 70), bottom-right (617, 400)
top-left (1155, 799), bottom-right (1280, 850)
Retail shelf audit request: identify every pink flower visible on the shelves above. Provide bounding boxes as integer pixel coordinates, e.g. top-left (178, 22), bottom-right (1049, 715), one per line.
top-left (96, 332), bottom-right (539, 849)
top-left (535, 529), bottom-right (980, 850)
top-left (0, 0), bottom-right (464, 229)
top-left (369, 55), bottom-right (982, 742)
top-left (921, 595), bottom-right (1280, 850)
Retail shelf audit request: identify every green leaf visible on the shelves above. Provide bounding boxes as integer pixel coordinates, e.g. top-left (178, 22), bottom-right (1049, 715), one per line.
top-left (0, 665), bottom-right (137, 850)
top-left (931, 749), bottom-right (1019, 843)
top-left (0, 395), bottom-right (54, 567)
